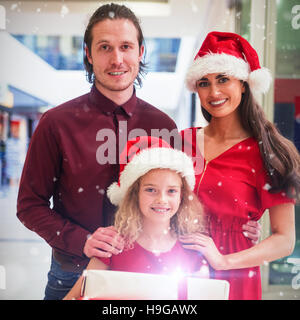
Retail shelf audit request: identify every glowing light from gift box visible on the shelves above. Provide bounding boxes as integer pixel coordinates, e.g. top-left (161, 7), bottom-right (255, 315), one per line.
top-left (170, 267), bottom-right (185, 281)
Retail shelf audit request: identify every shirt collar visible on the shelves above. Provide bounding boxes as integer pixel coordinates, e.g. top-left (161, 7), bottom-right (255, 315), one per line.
top-left (89, 84), bottom-right (137, 117)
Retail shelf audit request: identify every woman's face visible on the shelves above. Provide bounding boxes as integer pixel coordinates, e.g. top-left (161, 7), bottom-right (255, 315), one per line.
top-left (196, 73), bottom-right (245, 119)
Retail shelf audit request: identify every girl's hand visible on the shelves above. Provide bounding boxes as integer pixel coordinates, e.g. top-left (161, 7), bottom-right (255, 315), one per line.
top-left (179, 233), bottom-right (228, 270)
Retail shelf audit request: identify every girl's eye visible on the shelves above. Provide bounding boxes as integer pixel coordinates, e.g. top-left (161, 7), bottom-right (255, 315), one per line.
top-left (145, 187), bottom-right (155, 193)
top-left (168, 189), bottom-right (178, 194)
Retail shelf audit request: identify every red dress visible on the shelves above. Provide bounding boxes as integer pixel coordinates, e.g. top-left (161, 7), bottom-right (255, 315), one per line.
top-left (181, 127), bottom-right (294, 300)
top-left (100, 240), bottom-right (206, 276)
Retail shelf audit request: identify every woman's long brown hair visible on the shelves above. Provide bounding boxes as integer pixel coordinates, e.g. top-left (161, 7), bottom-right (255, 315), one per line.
top-left (201, 82), bottom-right (300, 200)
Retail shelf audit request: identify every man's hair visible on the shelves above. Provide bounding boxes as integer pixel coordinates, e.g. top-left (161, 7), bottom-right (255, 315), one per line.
top-left (83, 3), bottom-right (147, 87)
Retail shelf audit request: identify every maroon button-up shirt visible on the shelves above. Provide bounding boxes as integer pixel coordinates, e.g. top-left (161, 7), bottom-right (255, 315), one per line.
top-left (17, 85), bottom-right (177, 271)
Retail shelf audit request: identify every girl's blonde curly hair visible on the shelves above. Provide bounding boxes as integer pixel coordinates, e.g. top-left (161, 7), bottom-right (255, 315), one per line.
top-left (113, 169), bottom-right (207, 249)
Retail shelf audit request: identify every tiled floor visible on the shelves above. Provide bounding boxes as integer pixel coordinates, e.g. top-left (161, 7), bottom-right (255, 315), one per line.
top-left (0, 187), bottom-right (51, 300)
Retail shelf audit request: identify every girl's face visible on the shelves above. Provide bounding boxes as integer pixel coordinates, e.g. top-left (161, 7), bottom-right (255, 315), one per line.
top-left (138, 169), bottom-right (182, 224)
top-left (196, 73), bottom-right (245, 119)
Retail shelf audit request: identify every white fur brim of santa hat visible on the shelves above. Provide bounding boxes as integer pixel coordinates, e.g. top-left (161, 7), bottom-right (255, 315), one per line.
top-left (185, 32), bottom-right (272, 97)
top-left (107, 147), bottom-right (195, 206)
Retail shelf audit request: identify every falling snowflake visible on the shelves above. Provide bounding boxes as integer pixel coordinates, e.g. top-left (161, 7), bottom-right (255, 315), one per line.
top-left (53, 177), bottom-right (57, 182)
top-left (263, 183), bottom-right (271, 191)
top-left (248, 270), bottom-right (256, 278)
top-left (188, 195), bottom-right (194, 201)
top-left (60, 4), bottom-right (69, 18)
top-left (10, 3), bottom-right (18, 11)
top-left (98, 189), bottom-right (105, 195)
top-left (108, 11), bottom-right (115, 18)
top-left (191, 0), bottom-right (199, 13)
top-left (56, 231), bottom-right (60, 236)
top-left (217, 181), bottom-right (222, 187)
top-left (78, 187), bottom-right (84, 193)
top-left (193, 219), bottom-right (198, 224)
top-left (251, 168), bottom-right (256, 173)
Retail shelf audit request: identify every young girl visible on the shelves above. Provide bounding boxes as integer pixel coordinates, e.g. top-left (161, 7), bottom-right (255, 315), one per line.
top-left (64, 136), bottom-right (209, 300)
top-left (181, 31), bottom-right (300, 299)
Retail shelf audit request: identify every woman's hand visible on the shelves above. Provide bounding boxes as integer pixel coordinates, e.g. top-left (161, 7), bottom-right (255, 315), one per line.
top-left (242, 220), bottom-right (261, 244)
top-left (179, 233), bottom-right (228, 270)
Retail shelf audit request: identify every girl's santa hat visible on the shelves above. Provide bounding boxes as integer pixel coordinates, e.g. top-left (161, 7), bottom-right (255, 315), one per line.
top-left (185, 31), bottom-right (272, 96)
top-left (107, 136), bottom-right (195, 206)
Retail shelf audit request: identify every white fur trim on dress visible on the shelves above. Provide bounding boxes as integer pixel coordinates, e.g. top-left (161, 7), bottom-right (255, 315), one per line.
top-left (185, 52), bottom-right (271, 95)
top-left (107, 147), bottom-right (195, 206)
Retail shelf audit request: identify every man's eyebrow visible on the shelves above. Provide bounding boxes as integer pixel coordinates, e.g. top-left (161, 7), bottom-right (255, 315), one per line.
top-left (95, 40), bottom-right (136, 45)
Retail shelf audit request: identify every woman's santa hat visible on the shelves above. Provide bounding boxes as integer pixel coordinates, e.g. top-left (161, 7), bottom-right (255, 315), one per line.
top-left (185, 31), bottom-right (272, 96)
top-left (107, 136), bottom-right (195, 206)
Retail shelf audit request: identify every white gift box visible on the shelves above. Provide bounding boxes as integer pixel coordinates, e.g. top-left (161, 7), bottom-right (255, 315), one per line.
top-left (81, 270), bottom-right (229, 300)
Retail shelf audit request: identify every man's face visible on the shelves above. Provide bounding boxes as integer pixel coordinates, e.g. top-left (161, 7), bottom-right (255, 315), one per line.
top-left (86, 18), bottom-right (144, 101)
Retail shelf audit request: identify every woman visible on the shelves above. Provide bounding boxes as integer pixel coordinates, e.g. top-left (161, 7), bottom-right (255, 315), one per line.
top-left (180, 31), bottom-right (300, 300)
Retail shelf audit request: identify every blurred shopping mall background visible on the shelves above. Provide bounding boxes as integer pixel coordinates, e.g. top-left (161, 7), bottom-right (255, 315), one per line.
top-left (0, 0), bottom-right (299, 299)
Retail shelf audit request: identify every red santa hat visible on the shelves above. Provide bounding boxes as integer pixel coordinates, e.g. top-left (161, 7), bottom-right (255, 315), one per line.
top-left (107, 136), bottom-right (195, 206)
top-left (185, 31), bottom-right (272, 96)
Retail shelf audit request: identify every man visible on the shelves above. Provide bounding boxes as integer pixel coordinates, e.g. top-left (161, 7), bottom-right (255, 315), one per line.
top-left (17, 3), bottom-right (177, 300)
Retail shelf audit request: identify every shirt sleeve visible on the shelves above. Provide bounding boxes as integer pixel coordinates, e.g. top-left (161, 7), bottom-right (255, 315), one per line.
top-left (16, 111), bottom-right (90, 258)
top-left (256, 167), bottom-right (295, 213)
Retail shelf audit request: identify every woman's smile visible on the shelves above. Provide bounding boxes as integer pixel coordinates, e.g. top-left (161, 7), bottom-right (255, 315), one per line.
top-left (209, 98), bottom-right (228, 107)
